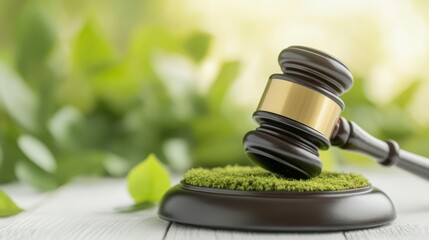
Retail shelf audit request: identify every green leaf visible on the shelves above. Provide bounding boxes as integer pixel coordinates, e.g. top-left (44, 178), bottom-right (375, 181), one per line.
top-left (0, 118), bottom-right (22, 183)
top-left (89, 63), bottom-right (140, 112)
top-left (0, 143), bottom-right (3, 168)
top-left (0, 190), bottom-right (23, 217)
top-left (192, 137), bottom-right (248, 167)
top-left (48, 106), bottom-right (84, 149)
top-left (55, 151), bottom-right (106, 183)
top-left (72, 18), bottom-right (114, 73)
top-left (342, 106), bottom-right (384, 137)
top-left (114, 201), bottom-right (155, 213)
top-left (16, 0), bottom-right (55, 78)
top-left (393, 80), bottom-right (421, 109)
top-left (18, 135), bottom-right (57, 173)
top-left (127, 154), bottom-right (171, 204)
top-left (104, 153), bottom-right (129, 177)
top-left (128, 26), bottom-right (182, 72)
top-left (183, 31), bottom-right (211, 63)
top-left (15, 161), bottom-right (59, 191)
top-left (163, 138), bottom-right (191, 172)
top-left (341, 75), bottom-right (373, 108)
top-left (208, 61), bottom-right (240, 110)
top-left (0, 63), bottom-right (38, 131)
top-left (378, 105), bottom-right (415, 140)
top-left (57, 75), bottom-right (95, 113)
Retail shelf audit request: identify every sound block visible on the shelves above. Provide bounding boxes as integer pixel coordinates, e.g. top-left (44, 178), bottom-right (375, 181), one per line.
top-left (158, 183), bottom-right (396, 232)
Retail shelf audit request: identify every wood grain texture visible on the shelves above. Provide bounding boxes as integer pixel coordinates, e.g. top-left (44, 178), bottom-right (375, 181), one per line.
top-left (1, 182), bottom-right (52, 211)
top-left (345, 218), bottom-right (429, 240)
top-left (165, 223), bottom-right (346, 240)
top-left (0, 182), bottom-right (53, 233)
top-left (0, 212), bottom-right (169, 240)
top-left (0, 178), bottom-right (169, 240)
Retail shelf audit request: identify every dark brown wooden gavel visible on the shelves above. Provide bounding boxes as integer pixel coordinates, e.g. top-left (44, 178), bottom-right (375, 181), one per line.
top-left (243, 46), bottom-right (429, 180)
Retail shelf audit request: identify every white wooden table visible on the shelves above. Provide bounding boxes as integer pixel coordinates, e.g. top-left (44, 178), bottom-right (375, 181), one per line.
top-left (1, 167), bottom-right (429, 240)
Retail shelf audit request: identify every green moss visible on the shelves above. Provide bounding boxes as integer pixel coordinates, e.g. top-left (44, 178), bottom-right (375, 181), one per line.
top-left (183, 166), bottom-right (370, 192)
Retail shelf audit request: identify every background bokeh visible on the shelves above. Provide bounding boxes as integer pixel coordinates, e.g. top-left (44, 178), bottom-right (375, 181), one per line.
top-left (1, 0), bottom-right (429, 190)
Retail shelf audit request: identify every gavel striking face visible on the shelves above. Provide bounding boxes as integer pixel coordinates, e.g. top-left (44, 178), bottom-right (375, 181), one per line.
top-left (243, 46), bottom-right (429, 180)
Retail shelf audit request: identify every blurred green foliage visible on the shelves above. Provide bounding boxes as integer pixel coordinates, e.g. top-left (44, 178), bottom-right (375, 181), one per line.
top-left (0, 0), bottom-right (428, 191)
top-left (0, 0), bottom-right (251, 190)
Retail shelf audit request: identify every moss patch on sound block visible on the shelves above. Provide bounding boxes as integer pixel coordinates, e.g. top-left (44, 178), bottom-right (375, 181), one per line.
top-left (183, 166), bottom-right (370, 192)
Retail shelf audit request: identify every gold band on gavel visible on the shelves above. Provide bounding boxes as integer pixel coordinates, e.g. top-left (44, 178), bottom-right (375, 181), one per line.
top-left (257, 79), bottom-right (342, 138)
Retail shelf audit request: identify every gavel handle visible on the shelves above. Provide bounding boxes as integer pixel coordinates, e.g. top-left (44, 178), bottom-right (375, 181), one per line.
top-left (331, 117), bottom-right (429, 181)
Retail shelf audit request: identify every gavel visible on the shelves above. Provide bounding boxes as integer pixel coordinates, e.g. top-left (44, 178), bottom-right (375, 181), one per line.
top-left (243, 46), bottom-right (429, 180)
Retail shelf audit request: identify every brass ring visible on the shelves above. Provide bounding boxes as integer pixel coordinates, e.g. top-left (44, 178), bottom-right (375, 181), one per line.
top-left (257, 79), bottom-right (342, 138)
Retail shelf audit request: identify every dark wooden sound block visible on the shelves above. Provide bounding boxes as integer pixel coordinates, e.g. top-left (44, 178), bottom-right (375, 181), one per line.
top-left (158, 183), bottom-right (396, 232)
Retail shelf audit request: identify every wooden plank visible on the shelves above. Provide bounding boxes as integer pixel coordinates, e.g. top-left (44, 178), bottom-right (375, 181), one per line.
top-left (1, 183), bottom-right (51, 208)
top-left (0, 182), bottom-right (53, 232)
top-left (0, 178), bottom-right (169, 240)
top-left (28, 178), bottom-right (131, 215)
top-left (1, 169), bottom-right (428, 240)
top-left (165, 223), bottom-right (346, 240)
top-left (345, 214), bottom-right (429, 240)
top-left (0, 210), bottom-right (169, 240)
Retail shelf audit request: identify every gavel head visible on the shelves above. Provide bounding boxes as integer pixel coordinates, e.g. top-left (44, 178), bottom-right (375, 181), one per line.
top-left (243, 46), bottom-right (353, 179)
